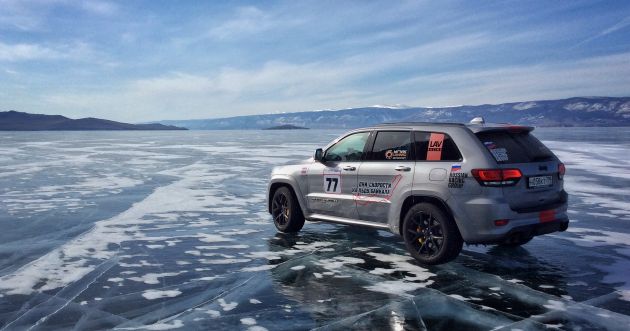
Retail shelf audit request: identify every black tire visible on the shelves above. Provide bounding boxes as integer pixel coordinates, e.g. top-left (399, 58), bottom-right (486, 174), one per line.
top-left (498, 235), bottom-right (533, 247)
top-left (402, 203), bottom-right (463, 265)
top-left (271, 186), bottom-right (305, 233)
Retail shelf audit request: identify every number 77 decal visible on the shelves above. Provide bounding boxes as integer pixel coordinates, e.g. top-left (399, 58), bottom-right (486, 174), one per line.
top-left (323, 174), bottom-right (341, 193)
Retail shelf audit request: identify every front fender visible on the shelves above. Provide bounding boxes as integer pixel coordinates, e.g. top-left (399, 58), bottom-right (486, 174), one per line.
top-left (267, 176), bottom-right (309, 217)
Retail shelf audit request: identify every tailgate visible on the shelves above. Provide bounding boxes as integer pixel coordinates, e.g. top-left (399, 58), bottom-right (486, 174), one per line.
top-left (475, 129), bottom-right (565, 212)
top-left (500, 161), bottom-right (564, 212)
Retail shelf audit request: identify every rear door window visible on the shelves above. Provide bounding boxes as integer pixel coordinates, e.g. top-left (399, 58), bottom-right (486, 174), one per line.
top-left (475, 131), bottom-right (553, 164)
top-left (414, 131), bottom-right (462, 161)
top-left (368, 131), bottom-right (412, 161)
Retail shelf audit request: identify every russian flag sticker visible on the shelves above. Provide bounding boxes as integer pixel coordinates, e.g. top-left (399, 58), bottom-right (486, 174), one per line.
top-left (451, 164), bottom-right (461, 172)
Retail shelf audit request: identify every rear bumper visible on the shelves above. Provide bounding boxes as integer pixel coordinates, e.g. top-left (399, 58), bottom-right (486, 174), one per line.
top-left (448, 193), bottom-right (569, 244)
top-left (483, 218), bottom-right (569, 244)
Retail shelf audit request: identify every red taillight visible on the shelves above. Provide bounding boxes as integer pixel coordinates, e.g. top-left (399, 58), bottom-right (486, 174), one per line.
top-left (558, 163), bottom-right (565, 180)
top-left (471, 168), bottom-right (522, 186)
top-left (494, 219), bottom-right (509, 226)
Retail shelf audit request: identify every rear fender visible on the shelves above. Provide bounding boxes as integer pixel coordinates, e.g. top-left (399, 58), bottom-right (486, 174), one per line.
top-left (394, 191), bottom-right (470, 241)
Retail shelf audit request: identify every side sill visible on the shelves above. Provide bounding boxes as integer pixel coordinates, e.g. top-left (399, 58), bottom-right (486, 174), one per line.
top-left (307, 213), bottom-right (391, 230)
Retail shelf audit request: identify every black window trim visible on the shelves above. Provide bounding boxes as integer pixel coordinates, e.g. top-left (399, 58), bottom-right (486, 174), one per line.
top-left (413, 130), bottom-right (463, 162)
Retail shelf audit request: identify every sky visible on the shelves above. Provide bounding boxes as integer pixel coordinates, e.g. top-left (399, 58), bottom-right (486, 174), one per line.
top-left (1, 0), bottom-right (630, 122)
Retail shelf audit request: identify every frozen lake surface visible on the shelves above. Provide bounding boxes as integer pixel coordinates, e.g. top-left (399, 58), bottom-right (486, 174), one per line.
top-left (1, 128), bottom-right (629, 330)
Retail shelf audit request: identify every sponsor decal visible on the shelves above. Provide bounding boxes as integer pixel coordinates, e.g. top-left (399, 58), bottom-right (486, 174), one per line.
top-left (353, 181), bottom-right (393, 195)
top-left (385, 149), bottom-right (408, 160)
top-left (484, 141), bottom-right (509, 162)
top-left (311, 197), bottom-right (338, 204)
top-left (426, 133), bottom-right (444, 161)
top-left (448, 165), bottom-right (467, 188)
top-left (300, 167), bottom-right (308, 175)
top-left (490, 148), bottom-right (509, 162)
top-left (352, 175), bottom-right (403, 205)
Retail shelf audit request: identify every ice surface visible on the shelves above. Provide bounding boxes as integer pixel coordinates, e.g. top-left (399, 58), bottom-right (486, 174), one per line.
top-left (1, 129), bottom-right (629, 330)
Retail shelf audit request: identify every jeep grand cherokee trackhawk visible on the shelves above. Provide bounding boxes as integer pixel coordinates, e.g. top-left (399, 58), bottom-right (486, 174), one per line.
top-left (267, 119), bottom-right (569, 264)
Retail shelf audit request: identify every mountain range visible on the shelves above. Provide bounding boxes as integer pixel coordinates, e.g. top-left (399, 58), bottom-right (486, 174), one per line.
top-left (0, 111), bottom-right (186, 131)
top-left (156, 96), bottom-right (630, 129)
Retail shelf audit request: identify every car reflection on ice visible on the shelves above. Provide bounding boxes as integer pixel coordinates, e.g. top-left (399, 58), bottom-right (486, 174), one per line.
top-left (266, 227), bottom-right (629, 330)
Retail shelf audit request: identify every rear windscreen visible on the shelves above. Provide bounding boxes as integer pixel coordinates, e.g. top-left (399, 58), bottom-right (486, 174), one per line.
top-left (475, 131), bottom-right (554, 164)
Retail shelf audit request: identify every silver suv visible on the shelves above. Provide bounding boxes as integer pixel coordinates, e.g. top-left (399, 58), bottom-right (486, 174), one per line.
top-left (267, 119), bottom-right (569, 264)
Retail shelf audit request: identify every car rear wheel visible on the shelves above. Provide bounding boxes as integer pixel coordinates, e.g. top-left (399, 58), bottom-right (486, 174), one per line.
top-left (402, 203), bottom-right (463, 265)
top-left (271, 186), bottom-right (305, 233)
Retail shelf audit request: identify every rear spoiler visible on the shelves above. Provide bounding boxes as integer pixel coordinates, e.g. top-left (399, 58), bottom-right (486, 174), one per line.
top-left (467, 123), bottom-right (534, 134)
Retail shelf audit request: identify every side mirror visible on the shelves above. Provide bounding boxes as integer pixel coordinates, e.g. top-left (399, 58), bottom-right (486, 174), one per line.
top-left (314, 148), bottom-right (324, 162)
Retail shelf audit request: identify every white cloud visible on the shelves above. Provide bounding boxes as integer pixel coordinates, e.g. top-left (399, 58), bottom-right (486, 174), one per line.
top-left (0, 42), bottom-right (61, 61)
top-left (392, 52), bottom-right (630, 106)
top-left (38, 49), bottom-right (630, 122)
top-left (576, 15), bottom-right (630, 47)
top-left (207, 6), bottom-right (274, 40)
top-left (79, 0), bottom-right (117, 16)
top-left (0, 0), bottom-right (116, 31)
top-left (0, 41), bottom-right (95, 62)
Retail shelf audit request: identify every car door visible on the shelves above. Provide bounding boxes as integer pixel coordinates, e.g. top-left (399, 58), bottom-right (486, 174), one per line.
top-left (306, 131), bottom-right (370, 220)
top-left (356, 130), bottom-right (415, 223)
top-left (412, 130), bottom-right (472, 203)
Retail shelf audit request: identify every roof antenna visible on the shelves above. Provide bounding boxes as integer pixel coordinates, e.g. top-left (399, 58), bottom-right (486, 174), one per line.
top-left (470, 117), bottom-right (485, 125)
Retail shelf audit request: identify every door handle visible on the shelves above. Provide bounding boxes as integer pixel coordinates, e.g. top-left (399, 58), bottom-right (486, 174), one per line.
top-left (394, 165), bottom-right (411, 172)
top-left (342, 166), bottom-right (356, 171)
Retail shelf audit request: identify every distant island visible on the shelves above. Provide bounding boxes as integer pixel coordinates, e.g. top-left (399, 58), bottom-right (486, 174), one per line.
top-left (263, 124), bottom-right (309, 130)
top-left (156, 96), bottom-right (630, 129)
top-left (0, 111), bottom-right (187, 131)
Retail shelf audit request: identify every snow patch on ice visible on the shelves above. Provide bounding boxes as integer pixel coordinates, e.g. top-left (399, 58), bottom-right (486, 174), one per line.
top-left (129, 272), bottom-right (185, 285)
top-left (200, 258), bottom-right (251, 264)
top-left (363, 252), bottom-right (435, 297)
top-left (241, 318), bottom-right (257, 325)
top-left (241, 265), bottom-right (277, 272)
top-left (205, 310), bottom-right (221, 318)
top-left (119, 320), bottom-right (184, 330)
top-left (448, 294), bottom-right (469, 301)
top-left (142, 289), bottom-right (182, 300)
top-left (543, 300), bottom-right (566, 311)
top-left (365, 280), bottom-right (430, 297)
top-left (218, 298), bottom-right (238, 311)
top-left (197, 233), bottom-right (234, 243)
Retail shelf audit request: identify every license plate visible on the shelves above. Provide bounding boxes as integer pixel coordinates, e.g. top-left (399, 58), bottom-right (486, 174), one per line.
top-left (528, 175), bottom-right (553, 188)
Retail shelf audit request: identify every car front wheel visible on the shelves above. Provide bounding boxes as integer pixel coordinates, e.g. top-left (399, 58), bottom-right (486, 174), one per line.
top-left (402, 203), bottom-right (463, 265)
top-left (271, 186), bottom-right (305, 233)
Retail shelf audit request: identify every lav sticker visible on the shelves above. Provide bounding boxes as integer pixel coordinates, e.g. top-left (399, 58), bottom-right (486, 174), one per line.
top-left (426, 133), bottom-right (445, 161)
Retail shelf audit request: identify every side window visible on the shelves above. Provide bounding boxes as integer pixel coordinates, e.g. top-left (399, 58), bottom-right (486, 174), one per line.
top-left (414, 131), bottom-right (462, 161)
top-left (369, 131), bottom-right (412, 161)
top-left (325, 132), bottom-right (370, 162)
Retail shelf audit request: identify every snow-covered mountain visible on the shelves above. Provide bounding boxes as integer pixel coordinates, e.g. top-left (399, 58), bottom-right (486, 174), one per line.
top-left (157, 96), bottom-right (630, 129)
